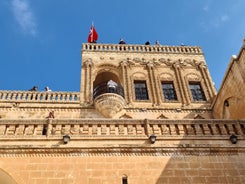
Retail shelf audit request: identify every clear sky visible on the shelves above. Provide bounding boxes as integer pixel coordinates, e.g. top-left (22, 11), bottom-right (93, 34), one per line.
top-left (0, 0), bottom-right (244, 92)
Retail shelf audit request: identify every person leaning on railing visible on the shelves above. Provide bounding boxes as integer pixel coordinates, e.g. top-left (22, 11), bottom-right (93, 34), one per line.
top-left (107, 80), bottom-right (117, 93)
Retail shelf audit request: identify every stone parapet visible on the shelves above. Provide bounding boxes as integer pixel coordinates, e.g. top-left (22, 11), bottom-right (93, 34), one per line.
top-left (0, 119), bottom-right (243, 138)
top-left (0, 90), bottom-right (80, 103)
top-left (0, 119), bottom-right (244, 157)
top-left (82, 43), bottom-right (203, 55)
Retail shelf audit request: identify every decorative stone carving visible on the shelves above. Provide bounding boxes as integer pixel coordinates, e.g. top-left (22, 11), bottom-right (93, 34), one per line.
top-left (194, 114), bottom-right (205, 119)
top-left (82, 58), bottom-right (93, 67)
top-left (159, 73), bottom-right (173, 80)
top-left (157, 114), bottom-right (168, 119)
top-left (119, 113), bottom-right (132, 119)
top-left (94, 93), bottom-right (126, 118)
top-left (132, 72), bottom-right (147, 79)
top-left (133, 58), bottom-right (141, 63)
top-left (121, 58), bottom-right (135, 66)
top-left (186, 73), bottom-right (200, 81)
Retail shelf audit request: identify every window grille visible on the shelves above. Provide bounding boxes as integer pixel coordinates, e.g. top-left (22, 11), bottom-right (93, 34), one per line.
top-left (134, 81), bottom-right (149, 100)
top-left (162, 82), bottom-right (177, 101)
top-left (189, 82), bottom-right (206, 101)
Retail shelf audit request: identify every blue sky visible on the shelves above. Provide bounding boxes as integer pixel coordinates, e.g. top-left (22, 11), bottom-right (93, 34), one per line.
top-left (0, 0), bottom-right (244, 92)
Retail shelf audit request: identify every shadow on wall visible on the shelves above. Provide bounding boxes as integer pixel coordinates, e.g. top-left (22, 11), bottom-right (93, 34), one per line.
top-left (223, 96), bottom-right (245, 119)
top-left (154, 121), bottom-right (244, 183)
top-left (0, 169), bottom-right (17, 184)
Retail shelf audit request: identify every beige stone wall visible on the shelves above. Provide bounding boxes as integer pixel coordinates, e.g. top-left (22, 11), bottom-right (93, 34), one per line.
top-left (81, 44), bottom-right (216, 119)
top-left (213, 41), bottom-right (245, 119)
top-left (0, 42), bottom-right (244, 184)
top-left (0, 91), bottom-right (81, 119)
top-left (0, 118), bottom-right (243, 183)
top-left (0, 155), bottom-right (244, 184)
top-left (0, 44), bottom-right (217, 120)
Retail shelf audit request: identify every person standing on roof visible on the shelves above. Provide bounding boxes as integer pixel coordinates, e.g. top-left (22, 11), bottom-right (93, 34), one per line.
top-left (119, 38), bottom-right (126, 44)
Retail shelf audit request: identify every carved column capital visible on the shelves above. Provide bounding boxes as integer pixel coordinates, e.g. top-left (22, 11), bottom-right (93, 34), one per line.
top-left (173, 62), bottom-right (180, 69)
top-left (198, 61), bottom-right (207, 69)
top-left (146, 62), bottom-right (154, 69)
top-left (119, 60), bottom-right (128, 67)
top-left (83, 59), bottom-right (94, 67)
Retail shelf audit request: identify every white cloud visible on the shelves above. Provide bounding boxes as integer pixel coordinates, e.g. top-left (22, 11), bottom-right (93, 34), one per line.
top-left (220, 15), bottom-right (229, 22)
top-left (212, 15), bottom-right (230, 28)
top-left (11, 0), bottom-right (37, 36)
top-left (200, 14), bottom-right (230, 31)
top-left (203, 5), bottom-right (209, 12)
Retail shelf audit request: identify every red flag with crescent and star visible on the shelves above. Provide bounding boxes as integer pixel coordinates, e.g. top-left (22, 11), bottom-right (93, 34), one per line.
top-left (87, 24), bottom-right (98, 43)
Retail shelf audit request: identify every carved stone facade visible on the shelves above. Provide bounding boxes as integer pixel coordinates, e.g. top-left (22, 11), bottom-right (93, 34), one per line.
top-left (81, 44), bottom-right (216, 120)
top-left (0, 42), bottom-right (244, 184)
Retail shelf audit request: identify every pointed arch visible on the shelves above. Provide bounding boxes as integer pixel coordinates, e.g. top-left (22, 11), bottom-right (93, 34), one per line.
top-left (157, 114), bottom-right (168, 119)
top-left (119, 113), bottom-right (132, 119)
top-left (194, 114), bottom-right (205, 119)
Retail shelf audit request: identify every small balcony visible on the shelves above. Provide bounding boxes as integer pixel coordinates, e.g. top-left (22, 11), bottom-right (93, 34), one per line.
top-left (93, 82), bottom-right (125, 118)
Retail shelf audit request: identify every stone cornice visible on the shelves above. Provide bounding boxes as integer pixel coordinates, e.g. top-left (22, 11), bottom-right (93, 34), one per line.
top-left (0, 146), bottom-right (243, 157)
top-left (125, 108), bottom-right (212, 113)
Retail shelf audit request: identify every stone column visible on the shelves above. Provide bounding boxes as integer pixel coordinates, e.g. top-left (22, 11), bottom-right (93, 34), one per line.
top-left (82, 60), bottom-right (93, 104)
top-left (199, 63), bottom-right (216, 99)
top-left (120, 61), bottom-right (130, 104)
top-left (81, 63), bottom-right (88, 104)
top-left (147, 63), bottom-right (157, 105)
top-left (87, 62), bottom-right (94, 104)
top-left (173, 63), bottom-right (190, 105)
top-left (150, 63), bottom-right (162, 105)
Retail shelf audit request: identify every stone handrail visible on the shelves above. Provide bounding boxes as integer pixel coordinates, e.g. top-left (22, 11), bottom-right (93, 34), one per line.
top-left (0, 119), bottom-right (244, 138)
top-left (0, 90), bottom-right (80, 103)
top-left (82, 43), bottom-right (203, 54)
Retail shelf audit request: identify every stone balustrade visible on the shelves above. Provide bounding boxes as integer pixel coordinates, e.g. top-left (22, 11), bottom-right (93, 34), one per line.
top-left (82, 43), bottom-right (203, 54)
top-left (0, 90), bottom-right (80, 103)
top-left (0, 119), bottom-right (243, 138)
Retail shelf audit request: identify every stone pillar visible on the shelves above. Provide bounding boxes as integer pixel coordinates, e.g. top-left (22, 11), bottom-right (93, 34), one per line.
top-left (152, 66), bottom-right (162, 105)
top-left (199, 63), bottom-right (216, 99)
top-left (173, 63), bottom-right (190, 105)
top-left (47, 119), bottom-right (52, 137)
top-left (120, 61), bottom-right (131, 104)
top-left (147, 63), bottom-right (157, 105)
top-left (151, 64), bottom-right (162, 105)
top-left (82, 60), bottom-right (93, 104)
top-left (88, 62), bottom-right (93, 103)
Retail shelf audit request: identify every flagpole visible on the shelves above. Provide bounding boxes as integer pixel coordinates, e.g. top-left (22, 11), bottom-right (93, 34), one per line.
top-left (88, 21), bottom-right (98, 43)
top-left (91, 22), bottom-right (93, 42)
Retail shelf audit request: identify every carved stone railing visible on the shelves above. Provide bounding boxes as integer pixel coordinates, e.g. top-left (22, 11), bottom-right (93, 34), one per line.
top-left (0, 90), bottom-right (80, 103)
top-left (0, 119), bottom-right (244, 138)
top-left (82, 43), bottom-right (203, 54)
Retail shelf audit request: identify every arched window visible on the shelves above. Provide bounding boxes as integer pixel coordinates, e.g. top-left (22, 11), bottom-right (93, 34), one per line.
top-left (122, 175), bottom-right (128, 184)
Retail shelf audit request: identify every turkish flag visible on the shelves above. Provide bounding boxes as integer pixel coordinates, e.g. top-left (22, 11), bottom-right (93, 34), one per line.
top-left (87, 25), bottom-right (98, 43)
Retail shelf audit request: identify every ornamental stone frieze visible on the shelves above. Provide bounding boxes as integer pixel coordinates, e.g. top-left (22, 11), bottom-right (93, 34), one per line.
top-left (0, 119), bottom-right (243, 137)
top-left (0, 147), bottom-right (242, 157)
top-left (119, 58), bottom-right (135, 67)
top-left (157, 58), bottom-right (206, 69)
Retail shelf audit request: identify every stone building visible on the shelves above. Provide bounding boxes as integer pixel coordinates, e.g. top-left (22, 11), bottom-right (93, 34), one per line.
top-left (212, 39), bottom-right (245, 120)
top-left (0, 40), bottom-right (244, 184)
